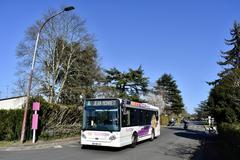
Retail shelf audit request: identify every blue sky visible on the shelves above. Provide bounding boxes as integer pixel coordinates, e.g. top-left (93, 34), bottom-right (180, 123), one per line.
top-left (0, 0), bottom-right (239, 113)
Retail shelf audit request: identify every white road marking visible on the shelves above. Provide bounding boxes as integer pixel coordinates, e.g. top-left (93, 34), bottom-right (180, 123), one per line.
top-left (53, 145), bottom-right (63, 149)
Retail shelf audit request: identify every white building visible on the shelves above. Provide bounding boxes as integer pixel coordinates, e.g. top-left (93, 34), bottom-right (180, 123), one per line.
top-left (0, 96), bottom-right (26, 110)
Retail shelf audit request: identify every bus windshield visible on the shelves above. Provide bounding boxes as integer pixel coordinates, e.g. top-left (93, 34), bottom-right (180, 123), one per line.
top-left (83, 105), bottom-right (120, 132)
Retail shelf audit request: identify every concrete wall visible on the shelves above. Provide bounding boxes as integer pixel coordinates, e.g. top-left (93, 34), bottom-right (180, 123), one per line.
top-left (0, 96), bottom-right (26, 110)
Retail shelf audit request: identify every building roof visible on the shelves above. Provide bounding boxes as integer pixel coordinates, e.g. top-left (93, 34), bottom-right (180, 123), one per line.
top-left (0, 95), bottom-right (26, 101)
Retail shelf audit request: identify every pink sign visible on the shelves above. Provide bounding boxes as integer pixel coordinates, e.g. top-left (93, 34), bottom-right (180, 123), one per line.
top-left (32, 114), bottom-right (39, 130)
top-left (32, 102), bottom-right (40, 111)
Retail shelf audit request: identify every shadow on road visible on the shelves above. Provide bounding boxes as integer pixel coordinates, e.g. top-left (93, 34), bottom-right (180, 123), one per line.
top-left (168, 126), bottom-right (206, 134)
top-left (167, 127), bottom-right (186, 131)
top-left (190, 134), bottom-right (222, 160)
top-left (169, 127), bottom-right (221, 160)
top-left (168, 128), bottom-right (209, 160)
top-left (174, 128), bottom-right (207, 141)
top-left (81, 145), bottom-right (128, 152)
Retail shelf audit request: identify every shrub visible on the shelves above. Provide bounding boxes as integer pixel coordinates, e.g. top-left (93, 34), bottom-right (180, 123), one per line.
top-left (218, 123), bottom-right (240, 145)
top-left (160, 114), bottom-right (169, 126)
top-left (0, 109), bottom-right (27, 141)
top-left (217, 123), bottom-right (240, 159)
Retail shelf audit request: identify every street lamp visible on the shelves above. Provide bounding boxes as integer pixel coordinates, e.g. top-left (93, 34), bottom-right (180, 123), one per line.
top-left (20, 6), bottom-right (75, 143)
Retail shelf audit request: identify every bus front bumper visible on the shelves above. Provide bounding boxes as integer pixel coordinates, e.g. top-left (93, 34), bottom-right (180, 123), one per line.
top-left (81, 138), bottom-right (121, 147)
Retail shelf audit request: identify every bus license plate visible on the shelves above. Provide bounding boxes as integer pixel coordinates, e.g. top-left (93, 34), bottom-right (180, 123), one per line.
top-left (92, 142), bottom-right (102, 146)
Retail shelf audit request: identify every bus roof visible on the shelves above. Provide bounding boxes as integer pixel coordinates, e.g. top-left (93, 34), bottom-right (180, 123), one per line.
top-left (120, 99), bottom-right (159, 111)
top-left (85, 98), bottom-right (159, 111)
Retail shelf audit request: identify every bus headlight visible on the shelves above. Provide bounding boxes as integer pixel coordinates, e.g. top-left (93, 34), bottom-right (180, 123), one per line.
top-left (81, 133), bottom-right (87, 139)
top-left (109, 135), bottom-right (116, 140)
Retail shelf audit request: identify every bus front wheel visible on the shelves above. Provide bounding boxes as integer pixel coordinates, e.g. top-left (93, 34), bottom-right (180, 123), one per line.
top-left (130, 134), bottom-right (138, 148)
top-left (81, 145), bottom-right (87, 149)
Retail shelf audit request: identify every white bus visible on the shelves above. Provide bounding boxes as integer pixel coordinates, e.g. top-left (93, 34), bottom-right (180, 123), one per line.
top-left (81, 98), bottom-right (160, 148)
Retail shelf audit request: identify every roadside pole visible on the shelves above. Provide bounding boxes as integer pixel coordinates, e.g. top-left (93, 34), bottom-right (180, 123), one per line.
top-left (32, 102), bottom-right (40, 143)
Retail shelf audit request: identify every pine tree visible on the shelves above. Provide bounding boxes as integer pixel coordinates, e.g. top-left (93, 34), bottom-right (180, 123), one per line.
top-left (104, 66), bottom-right (149, 101)
top-left (207, 21), bottom-right (240, 123)
top-left (218, 21), bottom-right (240, 78)
top-left (155, 74), bottom-right (184, 115)
top-left (195, 100), bottom-right (210, 119)
top-left (208, 71), bottom-right (240, 123)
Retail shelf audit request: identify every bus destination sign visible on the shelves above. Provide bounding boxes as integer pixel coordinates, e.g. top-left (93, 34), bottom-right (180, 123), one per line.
top-left (86, 100), bottom-right (117, 106)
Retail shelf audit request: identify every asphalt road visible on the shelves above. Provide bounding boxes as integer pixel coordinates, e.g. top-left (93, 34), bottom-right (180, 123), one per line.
top-left (0, 124), bottom-right (205, 160)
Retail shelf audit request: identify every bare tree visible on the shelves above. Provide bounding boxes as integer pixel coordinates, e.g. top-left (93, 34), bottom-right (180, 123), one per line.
top-left (16, 9), bottom-right (96, 103)
top-left (145, 91), bottom-right (165, 113)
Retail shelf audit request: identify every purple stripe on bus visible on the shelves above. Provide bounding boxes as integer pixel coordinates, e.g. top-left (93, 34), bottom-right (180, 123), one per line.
top-left (138, 125), bottom-right (151, 137)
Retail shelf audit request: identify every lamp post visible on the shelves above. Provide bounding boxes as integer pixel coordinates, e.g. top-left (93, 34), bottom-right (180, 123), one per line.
top-left (20, 6), bottom-right (75, 143)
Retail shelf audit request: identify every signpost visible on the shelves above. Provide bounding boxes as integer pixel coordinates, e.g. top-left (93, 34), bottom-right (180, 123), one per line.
top-left (32, 102), bottom-right (40, 143)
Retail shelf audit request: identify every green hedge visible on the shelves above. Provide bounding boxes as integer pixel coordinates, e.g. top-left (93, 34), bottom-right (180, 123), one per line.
top-left (217, 123), bottom-right (240, 159)
top-left (160, 115), bottom-right (169, 126)
top-left (218, 122), bottom-right (240, 145)
top-left (160, 114), bottom-right (182, 126)
top-left (0, 109), bottom-right (32, 141)
top-left (0, 97), bottom-right (83, 141)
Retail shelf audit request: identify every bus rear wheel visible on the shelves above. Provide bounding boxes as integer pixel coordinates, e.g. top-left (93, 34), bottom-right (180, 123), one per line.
top-left (150, 129), bottom-right (155, 141)
top-left (130, 134), bottom-right (137, 148)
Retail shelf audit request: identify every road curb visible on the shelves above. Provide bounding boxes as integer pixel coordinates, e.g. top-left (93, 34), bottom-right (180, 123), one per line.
top-left (0, 137), bottom-right (80, 152)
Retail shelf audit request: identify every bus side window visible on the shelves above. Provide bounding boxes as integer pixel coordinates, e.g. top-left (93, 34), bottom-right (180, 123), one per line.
top-left (156, 111), bottom-right (159, 121)
top-left (130, 108), bottom-right (139, 126)
top-left (122, 109), bottom-right (130, 127)
top-left (139, 110), bottom-right (148, 126)
top-left (146, 111), bottom-right (151, 125)
top-left (139, 110), bottom-right (144, 125)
